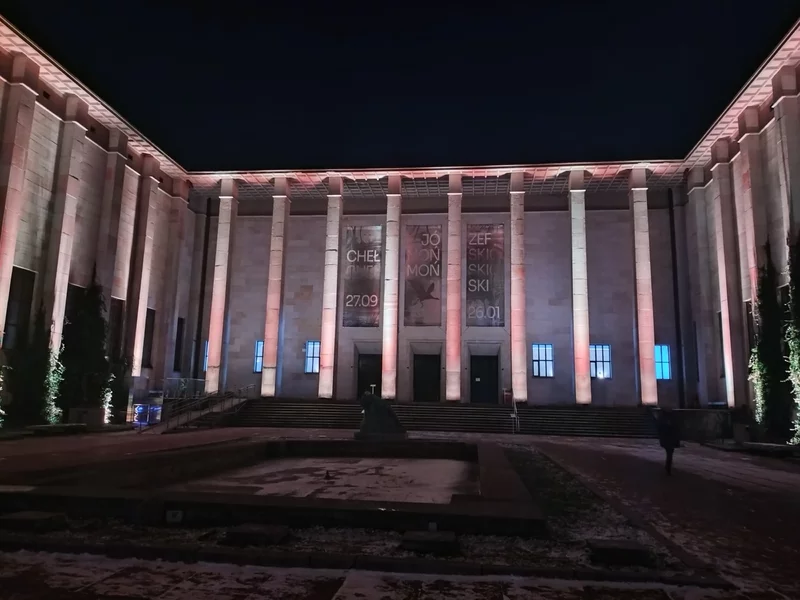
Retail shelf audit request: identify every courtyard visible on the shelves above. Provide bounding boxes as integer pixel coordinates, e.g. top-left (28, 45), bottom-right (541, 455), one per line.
top-left (0, 428), bottom-right (798, 598)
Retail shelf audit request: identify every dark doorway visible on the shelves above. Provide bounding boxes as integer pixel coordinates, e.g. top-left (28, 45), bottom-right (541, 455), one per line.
top-left (413, 354), bottom-right (441, 402)
top-left (470, 354), bottom-right (499, 404)
top-left (357, 353), bottom-right (382, 398)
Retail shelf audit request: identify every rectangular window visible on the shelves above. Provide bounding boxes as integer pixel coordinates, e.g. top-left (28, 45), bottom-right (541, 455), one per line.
top-left (531, 344), bottom-right (554, 378)
top-left (304, 340), bottom-right (321, 374)
top-left (655, 344), bottom-right (671, 380)
top-left (253, 340), bottom-right (264, 373)
top-left (589, 344), bottom-right (612, 379)
top-left (142, 308), bottom-right (156, 368)
top-left (3, 267), bottom-right (35, 350)
top-left (173, 317), bottom-right (185, 372)
top-left (108, 298), bottom-right (125, 360)
top-left (65, 283), bottom-right (83, 324)
top-left (203, 340), bottom-right (209, 373)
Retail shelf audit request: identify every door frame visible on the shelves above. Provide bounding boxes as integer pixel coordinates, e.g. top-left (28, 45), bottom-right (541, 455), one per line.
top-left (467, 343), bottom-right (502, 404)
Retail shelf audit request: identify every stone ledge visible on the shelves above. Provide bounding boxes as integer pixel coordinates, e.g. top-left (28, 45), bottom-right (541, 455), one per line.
top-left (0, 536), bottom-right (735, 588)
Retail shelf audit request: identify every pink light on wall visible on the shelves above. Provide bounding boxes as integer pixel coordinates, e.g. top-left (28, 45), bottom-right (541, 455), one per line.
top-left (204, 179), bottom-right (237, 394)
top-left (318, 180), bottom-right (343, 399)
top-left (509, 174), bottom-right (527, 402)
top-left (445, 175), bottom-right (462, 401)
top-left (381, 180), bottom-right (401, 400)
top-left (569, 171), bottom-right (592, 405)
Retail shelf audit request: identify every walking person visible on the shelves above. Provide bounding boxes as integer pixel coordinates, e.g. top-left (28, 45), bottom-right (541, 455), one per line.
top-left (657, 408), bottom-right (680, 475)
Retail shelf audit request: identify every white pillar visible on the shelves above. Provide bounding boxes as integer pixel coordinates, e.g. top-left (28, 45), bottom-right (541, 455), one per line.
top-left (445, 174), bottom-right (462, 401)
top-left (687, 168), bottom-right (718, 404)
top-left (710, 140), bottom-right (748, 408)
top-left (773, 67), bottom-right (800, 241)
top-left (318, 177), bottom-right (343, 399)
top-left (95, 129), bottom-right (129, 303)
top-left (156, 179), bottom-right (190, 382)
top-left (0, 54), bottom-right (38, 349)
top-left (629, 168), bottom-right (658, 406)
top-left (41, 95), bottom-right (87, 351)
top-left (126, 155), bottom-right (160, 377)
top-left (737, 107), bottom-right (769, 299)
top-left (204, 178), bottom-right (238, 394)
top-left (569, 170), bottom-right (592, 404)
top-left (381, 175), bottom-right (402, 399)
top-left (509, 172), bottom-right (527, 402)
top-left (261, 177), bottom-right (291, 397)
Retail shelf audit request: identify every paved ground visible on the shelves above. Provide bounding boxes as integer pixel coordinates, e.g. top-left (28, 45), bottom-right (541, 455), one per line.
top-left (532, 438), bottom-right (800, 597)
top-left (0, 550), bottom-right (774, 599)
top-left (1, 428), bottom-right (799, 598)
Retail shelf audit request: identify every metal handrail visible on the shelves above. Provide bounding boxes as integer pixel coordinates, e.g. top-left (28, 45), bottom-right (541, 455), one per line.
top-left (162, 383), bottom-right (257, 432)
top-left (511, 397), bottom-right (520, 433)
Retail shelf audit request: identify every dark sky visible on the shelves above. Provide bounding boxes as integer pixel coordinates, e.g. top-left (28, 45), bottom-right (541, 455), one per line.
top-left (4, 1), bottom-right (799, 171)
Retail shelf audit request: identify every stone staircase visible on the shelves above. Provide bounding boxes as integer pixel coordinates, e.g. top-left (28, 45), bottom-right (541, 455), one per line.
top-left (227, 399), bottom-right (657, 438)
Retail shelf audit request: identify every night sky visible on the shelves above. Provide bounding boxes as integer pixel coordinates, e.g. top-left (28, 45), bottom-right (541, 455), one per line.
top-left (4, 1), bottom-right (799, 171)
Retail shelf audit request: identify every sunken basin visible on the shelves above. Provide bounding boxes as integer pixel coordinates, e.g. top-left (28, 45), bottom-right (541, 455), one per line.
top-left (0, 438), bottom-right (545, 537)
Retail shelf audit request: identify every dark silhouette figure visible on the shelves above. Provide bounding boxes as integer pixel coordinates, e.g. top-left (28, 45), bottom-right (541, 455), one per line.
top-left (407, 278), bottom-right (438, 307)
top-left (656, 409), bottom-right (681, 475)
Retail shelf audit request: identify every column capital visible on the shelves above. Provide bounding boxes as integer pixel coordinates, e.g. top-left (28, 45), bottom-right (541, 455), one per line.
top-left (170, 178), bottom-right (190, 202)
top-left (141, 154), bottom-right (160, 181)
top-left (220, 177), bottom-right (238, 199)
top-left (772, 65), bottom-right (799, 102)
top-left (448, 173), bottom-right (462, 195)
top-left (738, 106), bottom-right (762, 138)
top-left (273, 175), bottom-right (291, 199)
top-left (63, 94), bottom-right (88, 127)
top-left (9, 52), bottom-right (40, 93)
top-left (387, 174), bottom-right (402, 196)
top-left (629, 167), bottom-right (647, 191)
top-left (509, 171), bottom-right (525, 193)
top-left (687, 167), bottom-right (707, 192)
top-left (328, 175), bottom-right (343, 197)
top-left (108, 128), bottom-right (128, 156)
top-left (710, 138), bottom-right (735, 168)
top-left (568, 170), bottom-right (586, 192)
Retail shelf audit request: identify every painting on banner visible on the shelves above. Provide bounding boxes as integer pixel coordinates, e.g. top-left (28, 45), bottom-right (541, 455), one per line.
top-left (404, 224), bottom-right (442, 326)
top-left (466, 223), bottom-right (504, 327)
top-left (342, 225), bottom-right (383, 327)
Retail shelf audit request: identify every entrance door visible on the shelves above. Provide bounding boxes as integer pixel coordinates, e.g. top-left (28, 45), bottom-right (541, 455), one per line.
top-left (413, 354), bottom-right (441, 402)
top-left (470, 355), bottom-right (499, 404)
top-left (357, 354), bottom-right (382, 397)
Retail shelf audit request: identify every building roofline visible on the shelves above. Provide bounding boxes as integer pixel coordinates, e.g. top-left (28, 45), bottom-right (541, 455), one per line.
top-left (1, 13), bottom-right (799, 187)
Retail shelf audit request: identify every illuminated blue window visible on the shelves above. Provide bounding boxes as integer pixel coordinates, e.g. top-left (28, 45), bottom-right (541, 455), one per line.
top-left (305, 340), bottom-right (321, 374)
top-left (655, 344), bottom-right (671, 380)
top-left (253, 340), bottom-right (264, 373)
top-left (531, 344), bottom-right (554, 378)
top-left (589, 344), bottom-right (611, 379)
top-left (203, 340), bottom-right (209, 373)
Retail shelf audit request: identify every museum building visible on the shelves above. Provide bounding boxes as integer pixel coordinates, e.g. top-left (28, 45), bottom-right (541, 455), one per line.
top-left (0, 17), bottom-right (800, 409)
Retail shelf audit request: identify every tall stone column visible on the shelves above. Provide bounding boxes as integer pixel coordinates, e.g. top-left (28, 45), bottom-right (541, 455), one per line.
top-left (710, 140), bottom-right (748, 408)
top-left (204, 178), bottom-right (238, 394)
top-left (629, 168), bottom-right (658, 406)
top-left (41, 95), bottom-right (87, 351)
top-left (95, 129), bottom-right (129, 303)
top-left (569, 170), bottom-right (592, 404)
top-left (318, 177), bottom-right (343, 399)
top-left (445, 174), bottom-right (462, 401)
top-left (0, 53), bottom-right (38, 349)
top-left (381, 175), bottom-right (402, 399)
top-left (736, 107), bottom-right (769, 301)
top-left (773, 67), bottom-right (800, 240)
top-left (126, 155), bottom-right (161, 377)
top-left (155, 179), bottom-right (190, 382)
top-left (687, 168), bottom-right (718, 404)
top-left (509, 172), bottom-right (527, 402)
top-left (261, 176), bottom-right (291, 397)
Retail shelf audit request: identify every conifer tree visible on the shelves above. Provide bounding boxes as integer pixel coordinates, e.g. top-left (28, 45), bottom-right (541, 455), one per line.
top-left (785, 236), bottom-right (800, 444)
top-left (5, 305), bottom-right (63, 425)
top-left (749, 242), bottom-right (792, 441)
top-left (60, 269), bottom-right (112, 421)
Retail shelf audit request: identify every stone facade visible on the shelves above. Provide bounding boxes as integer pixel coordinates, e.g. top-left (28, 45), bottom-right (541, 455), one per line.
top-left (2, 23), bottom-right (800, 412)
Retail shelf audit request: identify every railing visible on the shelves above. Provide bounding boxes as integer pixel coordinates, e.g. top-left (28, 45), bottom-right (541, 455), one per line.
top-left (163, 378), bottom-right (206, 400)
top-left (161, 383), bottom-right (257, 432)
top-left (511, 398), bottom-right (520, 434)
